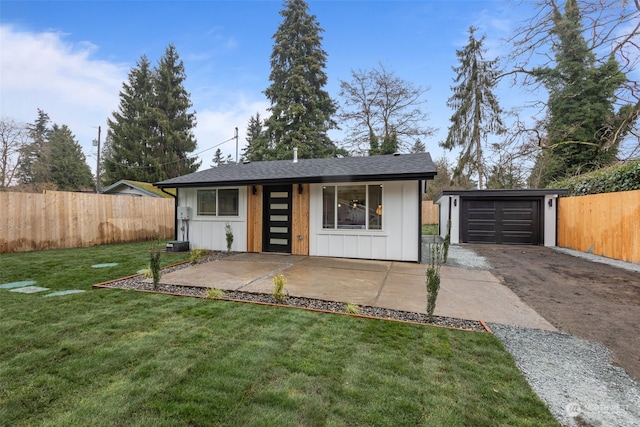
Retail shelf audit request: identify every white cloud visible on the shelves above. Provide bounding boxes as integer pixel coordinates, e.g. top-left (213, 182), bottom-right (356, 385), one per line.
top-left (0, 25), bottom-right (127, 168)
top-left (0, 24), bottom-right (268, 174)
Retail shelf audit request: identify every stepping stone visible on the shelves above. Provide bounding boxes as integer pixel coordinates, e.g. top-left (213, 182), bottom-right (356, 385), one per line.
top-left (44, 290), bottom-right (86, 297)
top-left (91, 263), bottom-right (119, 268)
top-left (10, 286), bottom-right (50, 294)
top-left (0, 280), bottom-right (37, 289)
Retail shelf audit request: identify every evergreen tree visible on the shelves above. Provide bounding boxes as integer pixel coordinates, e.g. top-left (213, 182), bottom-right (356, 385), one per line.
top-left (410, 139), bottom-right (426, 153)
top-left (151, 44), bottom-right (200, 179)
top-left (18, 109), bottom-right (51, 184)
top-left (104, 55), bottom-right (156, 184)
top-left (368, 130), bottom-right (380, 155)
top-left (263, 0), bottom-right (339, 160)
top-left (531, 0), bottom-right (631, 185)
top-left (442, 27), bottom-right (504, 190)
top-left (211, 148), bottom-right (232, 167)
top-left (44, 124), bottom-right (95, 191)
top-left (380, 132), bottom-right (398, 155)
top-left (105, 46), bottom-right (200, 184)
top-left (242, 112), bottom-right (271, 162)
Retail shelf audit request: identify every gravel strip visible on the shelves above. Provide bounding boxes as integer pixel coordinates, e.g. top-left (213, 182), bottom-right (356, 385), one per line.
top-left (553, 247), bottom-right (640, 273)
top-left (490, 324), bottom-right (640, 427)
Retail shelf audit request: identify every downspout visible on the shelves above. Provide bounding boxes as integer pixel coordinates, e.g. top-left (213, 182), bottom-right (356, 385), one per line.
top-left (448, 195), bottom-right (452, 239)
top-left (160, 187), bottom-right (178, 241)
top-left (417, 180), bottom-right (423, 264)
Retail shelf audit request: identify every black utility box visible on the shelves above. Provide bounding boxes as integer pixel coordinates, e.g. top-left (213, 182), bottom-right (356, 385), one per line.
top-left (166, 240), bottom-right (189, 252)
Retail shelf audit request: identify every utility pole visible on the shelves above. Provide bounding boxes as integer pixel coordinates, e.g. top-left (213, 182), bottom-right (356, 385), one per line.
top-left (93, 125), bottom-right (101, 193)
top-left (235, 127), bottom-right (239, 163)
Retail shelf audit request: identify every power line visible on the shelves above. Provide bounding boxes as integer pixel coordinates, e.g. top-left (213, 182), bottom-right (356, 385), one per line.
top-left (100, 135), bottom-right (237, 170)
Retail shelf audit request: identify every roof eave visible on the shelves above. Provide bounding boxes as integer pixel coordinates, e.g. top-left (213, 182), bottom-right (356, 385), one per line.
top-left (156, 172), bottom-right (436, 189)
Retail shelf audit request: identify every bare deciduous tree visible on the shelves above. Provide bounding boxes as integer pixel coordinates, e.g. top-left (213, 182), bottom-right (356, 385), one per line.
top-left (0, 118), bottom-right (29, 190)
top-left (338, 63), bottom-right (436, 155)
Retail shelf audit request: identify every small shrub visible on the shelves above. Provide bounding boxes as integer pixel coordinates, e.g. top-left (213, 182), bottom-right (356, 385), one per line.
top-left (272, 274), bottom-right (287, 302)
top-left (149, 251), bottom-right (162, 290)
top-left (140, 267), bottom-right (153, 279)
top-left (345, 302), bottom-right (360, 314)
top-left (443, 219), bottom-right (452, 263)
top-left (225, 223), bottom-right (234, 253)
top-left (206, 288), bottom-right (226, 300)
top-left (190, 249), bottom-right (206, 265)
top-left (426, 242), bottom-right (443, 323)
top-left (148, 238), bottom-right (164, 290)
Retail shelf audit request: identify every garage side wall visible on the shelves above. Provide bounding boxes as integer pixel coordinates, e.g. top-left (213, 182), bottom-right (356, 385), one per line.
top-left (309, 181), bottom-right (419, 261)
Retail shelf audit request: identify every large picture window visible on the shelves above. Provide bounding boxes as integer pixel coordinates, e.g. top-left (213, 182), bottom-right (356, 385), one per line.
top-left (322, 184), bottom-right (382, 230)
top-left (197, 189), bottom-right (239, 216)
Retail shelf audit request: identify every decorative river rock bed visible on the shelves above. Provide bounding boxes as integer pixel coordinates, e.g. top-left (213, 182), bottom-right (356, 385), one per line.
top-left (95, 253), bottom-right (486, 333)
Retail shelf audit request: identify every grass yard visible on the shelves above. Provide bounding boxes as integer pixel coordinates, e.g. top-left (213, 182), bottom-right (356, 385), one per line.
top-left (0, 242), bottom-right (558, 426)
top-left (422, 224), bottom-right (438, 235)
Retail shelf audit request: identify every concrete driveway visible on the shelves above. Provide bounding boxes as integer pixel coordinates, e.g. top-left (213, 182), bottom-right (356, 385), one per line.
top-left (158, 252), bottom-right (555, 330)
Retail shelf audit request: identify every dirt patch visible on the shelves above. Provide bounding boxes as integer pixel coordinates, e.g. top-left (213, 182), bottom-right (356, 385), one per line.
top-left (470, 244), bottom-right (640, 382)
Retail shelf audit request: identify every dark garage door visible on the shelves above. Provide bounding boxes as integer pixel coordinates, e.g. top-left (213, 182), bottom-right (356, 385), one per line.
top-left (461, 199), bottom-right (541, 245)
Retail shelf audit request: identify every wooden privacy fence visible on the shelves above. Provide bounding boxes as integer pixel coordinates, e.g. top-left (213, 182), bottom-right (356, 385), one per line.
top-left (0, 191), bottom-right (175, 253)
top-left (558, 189), bottom-right (640, 264)
top-left (422, 200), bottom-right (439, 225)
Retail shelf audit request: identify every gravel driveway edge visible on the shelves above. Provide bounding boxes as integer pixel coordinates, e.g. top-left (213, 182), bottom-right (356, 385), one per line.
top-left (490, 323), bottom-right (640, 427)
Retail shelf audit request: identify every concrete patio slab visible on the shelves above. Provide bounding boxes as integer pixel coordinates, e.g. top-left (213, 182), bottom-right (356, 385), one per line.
top-left (155, 253), bottom-right (555, 330)
top-left (158, 258), bottom-right (290, 290)
top-left (243, 263), bottom-right (384, 306)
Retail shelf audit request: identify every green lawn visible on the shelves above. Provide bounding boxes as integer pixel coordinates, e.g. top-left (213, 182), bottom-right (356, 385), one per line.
top-left (0, 242), bottom-right (558, 426)
top-left (422, 224), bottom-right (438, 235)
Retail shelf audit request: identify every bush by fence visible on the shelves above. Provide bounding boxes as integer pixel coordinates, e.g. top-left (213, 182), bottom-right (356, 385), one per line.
top-left (550, 159), bottom-right (640, 196)
top-left (558, 189), bottom-right (640, 264)
top-left (0, 191), bottom-right (174, 253)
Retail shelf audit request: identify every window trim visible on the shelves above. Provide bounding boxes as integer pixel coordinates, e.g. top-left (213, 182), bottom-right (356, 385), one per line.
top-left (196, 188), bottom-right (240, 217)
top-left (321, 184), bottom-right (383, 231)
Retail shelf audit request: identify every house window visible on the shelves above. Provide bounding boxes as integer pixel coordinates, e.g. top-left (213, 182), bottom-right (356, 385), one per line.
top-left (322, 184), bottom-right (382, 230)
top-left (218, 189), bottom-right (239, 216)
top-left (197, 190), bottom-right (217, 215)
top-left (197, 189), bottom-right (239, 216)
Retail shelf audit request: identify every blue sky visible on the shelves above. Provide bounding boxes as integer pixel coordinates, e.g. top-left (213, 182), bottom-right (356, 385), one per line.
top-left (1, 0), bottom-right (530, 172)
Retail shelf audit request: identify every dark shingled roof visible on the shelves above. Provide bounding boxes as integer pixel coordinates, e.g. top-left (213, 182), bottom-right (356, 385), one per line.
top-left (155, 152), bottom-right (437, 188)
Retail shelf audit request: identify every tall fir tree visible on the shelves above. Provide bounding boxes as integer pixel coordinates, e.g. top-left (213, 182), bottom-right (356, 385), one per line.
top-left (263, 0), bottom-right (339, 160)
top-left (442, 27), bottom-right (504, 189)
top-left (151, 44), bottom-right (200, 179)
top-left (18, 109), bottom-right (51, 184)
top-left (531, 0), bottom-right (631, 185)
top-left (242, 112), bottom-right (271, 162)
top-left (44, 124), bottom-right (95, 191)
top-left (105, 56), bottom-right (156, 184)
top-left (105, 46), bottom-right (200, 185)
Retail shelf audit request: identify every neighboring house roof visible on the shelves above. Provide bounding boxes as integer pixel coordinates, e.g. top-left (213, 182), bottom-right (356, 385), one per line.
top-left (155, 153), bottom-right (437, 188)
top-left (101, 180), bottom-right (176, 198)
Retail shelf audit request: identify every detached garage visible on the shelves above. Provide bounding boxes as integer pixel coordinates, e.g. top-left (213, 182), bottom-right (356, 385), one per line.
top-left (435, 189), bottom-right (568, 246)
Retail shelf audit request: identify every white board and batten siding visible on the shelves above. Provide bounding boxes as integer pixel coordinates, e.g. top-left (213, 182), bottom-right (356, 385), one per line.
top-left (177, 187), bottom-right (248, 252)
top-left (309, 181), bottom-right (420, 262)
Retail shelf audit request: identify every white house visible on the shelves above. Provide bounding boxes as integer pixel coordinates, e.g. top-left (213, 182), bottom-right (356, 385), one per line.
top-left (155, 152), bottom-right (437, 262)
